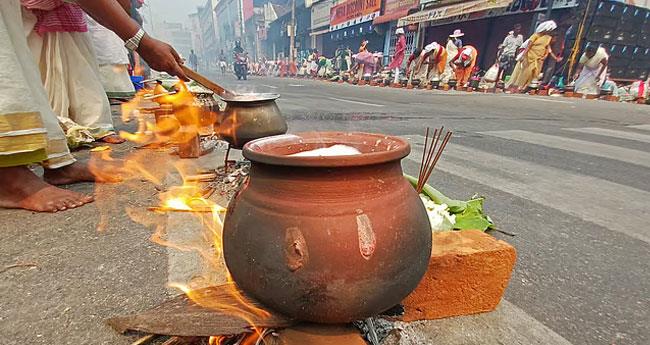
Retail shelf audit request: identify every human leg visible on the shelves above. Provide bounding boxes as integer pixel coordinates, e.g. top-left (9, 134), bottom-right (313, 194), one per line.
top-left (0, 0), bottom-right (93, 212)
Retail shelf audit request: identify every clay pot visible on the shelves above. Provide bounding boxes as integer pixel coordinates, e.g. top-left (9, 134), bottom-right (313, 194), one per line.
top-left (223, 132), bottom-right (432, 323)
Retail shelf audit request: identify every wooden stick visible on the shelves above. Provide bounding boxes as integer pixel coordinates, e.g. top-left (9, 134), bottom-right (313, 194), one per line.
top-left (181, 65), bottom-right (236, 97)
top-left (418, 128), bottom-right (438, 192)
top-left (184, 173), bottom-right (218, 182)
top-left (417, 127), bottom-right (430, 188)
top-left (130, 334), bottom-right (157, 345)
top-left (419, 127), bottom-right (442, 192)
top-left (421, 131), bottom-right (452, 189)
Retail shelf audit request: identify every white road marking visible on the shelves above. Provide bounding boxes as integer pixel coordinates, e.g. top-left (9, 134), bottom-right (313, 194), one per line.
top-left (404, 135), bottom-right (650, 244)
top-left (480, 130), bottom-right (650, 169)
top-left (628, 124), bottom-right (650, 131)
top-left (327, 97), bottom-right (385, 107)
top-left (260, 84), bottom-right (278, 89)
top-left (288, 84), bottom-right (304, 87)
top-left (502, 95), bottom-right (573, 104)
top-left (564, 127), bottom-right (650, 144)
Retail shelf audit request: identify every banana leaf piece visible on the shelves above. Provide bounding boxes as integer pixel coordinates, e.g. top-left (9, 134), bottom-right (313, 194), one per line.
top-left (404, 174), bottom-right (494, 231)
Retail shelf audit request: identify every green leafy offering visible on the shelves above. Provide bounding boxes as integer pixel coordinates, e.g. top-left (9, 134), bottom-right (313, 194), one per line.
top-left (453, 197), bottom-right (493, 231)
top-left (404, 174), bottom-right (494, 231)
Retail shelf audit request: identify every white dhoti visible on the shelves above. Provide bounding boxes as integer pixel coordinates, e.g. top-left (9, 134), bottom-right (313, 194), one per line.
top-left (24, 9), bottom-right (115, 141)
top-left (0, 0), bottom-right (74, 168)
top-left (87, 15), bottom-right (135, 99)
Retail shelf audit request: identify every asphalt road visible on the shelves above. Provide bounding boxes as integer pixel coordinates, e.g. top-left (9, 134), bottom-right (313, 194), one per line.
top-left (1, 74), bottom-right (648, 345)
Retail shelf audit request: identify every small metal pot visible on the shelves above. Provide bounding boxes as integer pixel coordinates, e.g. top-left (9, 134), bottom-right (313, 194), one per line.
top-left (217, 93), bottom-right (288, 149)
top-left (448, 79), bottom-right (458, 88)
top-left (431, 80), bottom-right (441, 89)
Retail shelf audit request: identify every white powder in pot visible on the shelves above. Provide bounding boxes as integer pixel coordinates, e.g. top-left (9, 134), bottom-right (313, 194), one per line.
top-left (289, 144), bottom-right (362, 157)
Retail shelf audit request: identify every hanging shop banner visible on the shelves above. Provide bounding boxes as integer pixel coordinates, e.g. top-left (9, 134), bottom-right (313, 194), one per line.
top-left (243, 0), bottom-right (254, 22)
top-left (330, 0), bottom-right (382, 31)
top-left (398, 0), bottom-right (512, 27)
top-left (373, 0), bottom-right (420, 24)
top-left (312, 0), bottom-right (333, 30)
top-left (505, 0), bottom-right (579, 13)
top-left (422, 0), bottom-right (580, 27)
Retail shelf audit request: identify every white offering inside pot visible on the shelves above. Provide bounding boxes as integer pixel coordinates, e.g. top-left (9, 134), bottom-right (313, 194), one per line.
top-left (289, 144), bottom-right (362, 157)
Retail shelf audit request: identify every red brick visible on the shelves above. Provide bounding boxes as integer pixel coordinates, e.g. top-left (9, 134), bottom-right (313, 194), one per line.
top-left (401, 230), bottom-right (516, 321)
top-left (276, 324), bottom-right (366, 345)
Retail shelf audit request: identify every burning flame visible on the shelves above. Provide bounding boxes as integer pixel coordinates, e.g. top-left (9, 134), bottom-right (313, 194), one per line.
top-left (89, 78), bottom-right (270, 341)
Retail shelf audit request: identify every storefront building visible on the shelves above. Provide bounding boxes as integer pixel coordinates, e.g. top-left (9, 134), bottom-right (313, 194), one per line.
top-left (326, 0), bottom-right (384, 56)
top-left (373, 0), bottom-right (420, 65)
top-left (310, 0), bottom-right (334, 54)
top-left (398, 0), bottom-right (580, 70)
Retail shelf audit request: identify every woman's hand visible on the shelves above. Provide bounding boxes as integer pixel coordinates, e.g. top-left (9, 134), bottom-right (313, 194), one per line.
top-left (137, 35), bottom-right (189, 81)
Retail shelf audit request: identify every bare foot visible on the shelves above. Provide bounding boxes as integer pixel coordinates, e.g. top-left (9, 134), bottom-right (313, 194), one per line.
top-left (0, 166), bottom-right (93, 212)
top-left (44, 161), bottom-right (122, 185)
top-left (99, 134), bottom-right (126, 144)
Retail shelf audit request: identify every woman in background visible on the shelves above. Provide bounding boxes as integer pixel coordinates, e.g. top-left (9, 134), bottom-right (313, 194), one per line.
top-left (573, 44), bottom-right (609, 95)
top-left (389, 28), bottom-right (406, 84)
top-left (506, 20), bottom-right (561, 92)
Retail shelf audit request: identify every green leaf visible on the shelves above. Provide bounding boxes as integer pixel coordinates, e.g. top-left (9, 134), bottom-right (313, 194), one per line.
top-left (453, 198), bottom-right (493, 231)
top-left (403, 175), bottom-right (495, 231)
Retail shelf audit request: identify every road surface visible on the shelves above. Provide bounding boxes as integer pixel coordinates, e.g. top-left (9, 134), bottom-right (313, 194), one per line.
top-left (1, 74), bottom-right (648, 344)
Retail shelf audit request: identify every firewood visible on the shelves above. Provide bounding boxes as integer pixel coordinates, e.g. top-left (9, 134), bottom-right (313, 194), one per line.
top-left (106, 285), bottom-right (293, 337)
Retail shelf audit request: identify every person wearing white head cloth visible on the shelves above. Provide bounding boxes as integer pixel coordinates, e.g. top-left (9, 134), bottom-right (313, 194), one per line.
top-left (506, 20), bottom-right (560, 92)
top-left (420, 42), bottom-right (448, 83)
top-left (408, 42), bottom-right (447, 85)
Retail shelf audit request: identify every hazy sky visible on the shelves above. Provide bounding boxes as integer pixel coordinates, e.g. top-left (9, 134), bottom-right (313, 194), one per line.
top-left (144, 0), bottom-right (206, 25)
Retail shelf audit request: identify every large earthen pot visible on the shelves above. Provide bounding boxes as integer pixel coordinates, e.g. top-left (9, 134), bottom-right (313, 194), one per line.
top-left (222, 132), bottom-right (432, 323)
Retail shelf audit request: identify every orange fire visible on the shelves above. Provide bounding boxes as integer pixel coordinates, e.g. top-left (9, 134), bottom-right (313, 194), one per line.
top-left (89, 78), bottom-right (266, 339)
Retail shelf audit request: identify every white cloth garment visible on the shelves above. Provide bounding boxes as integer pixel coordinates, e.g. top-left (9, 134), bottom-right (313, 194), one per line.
top-left (574, 47), bottom-right (609, 95)
top-left (86, 15), bottom-right (135, 98)
top-left (441, 39), bottom-right (459, 83)
top-left (24, 8), bottom-right (115, 139)
top-left (424, 42), bottom-right (439, 54)
top-left (0, 0), bottom-right (74, 168)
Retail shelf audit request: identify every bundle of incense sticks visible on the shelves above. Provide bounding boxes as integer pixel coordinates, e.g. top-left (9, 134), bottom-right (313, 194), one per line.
top-left (417, 126), bottom-right (452, 194)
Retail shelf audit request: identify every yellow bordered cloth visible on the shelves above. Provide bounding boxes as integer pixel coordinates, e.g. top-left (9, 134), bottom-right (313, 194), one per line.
top-left (0, 112), bottom-right (49, 167)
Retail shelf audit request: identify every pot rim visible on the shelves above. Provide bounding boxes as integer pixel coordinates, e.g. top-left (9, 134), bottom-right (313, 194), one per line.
top-left (243, 131), bottom-right (411, 167)
top-left (221, 93), bottom-right (280, 103)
